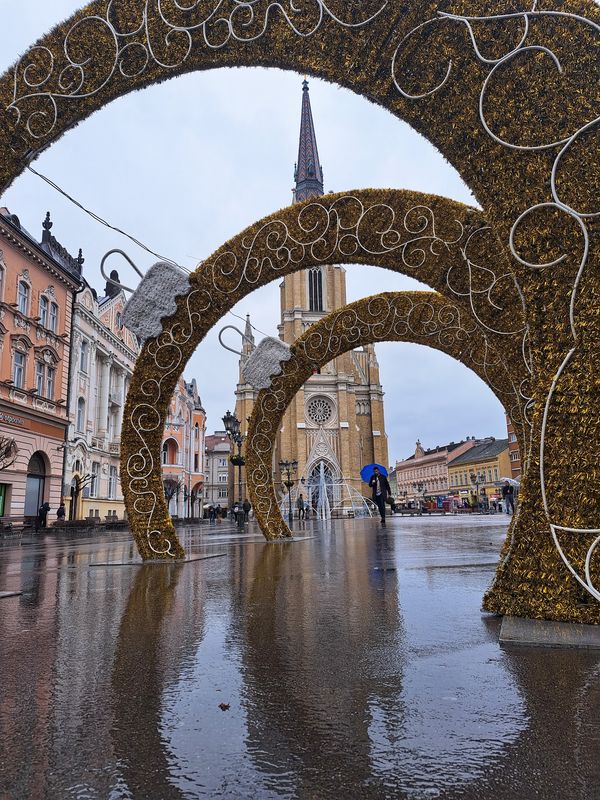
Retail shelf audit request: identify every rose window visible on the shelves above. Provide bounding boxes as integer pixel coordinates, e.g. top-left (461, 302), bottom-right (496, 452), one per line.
top-left (307, 397), bottom-right (333, 425)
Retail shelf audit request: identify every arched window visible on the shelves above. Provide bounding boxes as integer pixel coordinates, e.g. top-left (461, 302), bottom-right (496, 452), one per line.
top-left (162, 439), bottom-right (179, 465)
top-left (17, 281), bottom-right (29, 315)
top-left (76, 397), bottom-right (86, 432)
top-left (39, 295), bottom-right (48, 327)
top-left (308, 267), bottom-right (323, 312)
top-left (49, 302), bottom-right (58, 332)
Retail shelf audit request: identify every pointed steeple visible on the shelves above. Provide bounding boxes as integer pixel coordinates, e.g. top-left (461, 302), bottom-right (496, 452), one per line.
top-left (293, 80), bottom-right (324, 203)
top-left (242, 314), bottom-right (255, 356)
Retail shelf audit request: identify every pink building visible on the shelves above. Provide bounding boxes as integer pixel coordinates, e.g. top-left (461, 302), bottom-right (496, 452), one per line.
top-left (0, 209), bottom-right (82, 520)
top-left (394, 438), bottom-right (477, 505)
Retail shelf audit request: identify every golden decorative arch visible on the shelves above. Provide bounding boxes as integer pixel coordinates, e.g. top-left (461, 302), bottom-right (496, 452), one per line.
top-left (114, 190), bottom-right (528, 560)
top-left (0, 1), bottom-right (597, 620)
top-left (244, 290), bottom-right (520, 540)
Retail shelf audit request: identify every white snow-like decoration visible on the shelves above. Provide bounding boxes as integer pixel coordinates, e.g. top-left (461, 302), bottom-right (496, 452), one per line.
top-left (242, 337), bottom-right (292, 390)
top-left (122, 262), bottom-right (191, 343)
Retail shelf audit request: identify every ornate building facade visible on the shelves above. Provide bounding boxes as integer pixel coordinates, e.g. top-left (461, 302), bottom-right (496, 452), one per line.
top-left (64, 272), bottom-right (138, 521)
top-left (235, 82), bottom-right (388, 506)
top-left (66, 272), bottom-right (205, 521)
top-left (204, 431), bottom-right (231, 508)
top-left (0, 208), bottom-right (82, 520)
top-left (162, 377), bottom-right (206, 519)
top-left (395, 438), bottom-right (476, 506)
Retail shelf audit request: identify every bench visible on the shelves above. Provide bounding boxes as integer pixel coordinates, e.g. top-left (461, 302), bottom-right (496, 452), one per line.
top-left (0, 516), bottom-right (36, 536)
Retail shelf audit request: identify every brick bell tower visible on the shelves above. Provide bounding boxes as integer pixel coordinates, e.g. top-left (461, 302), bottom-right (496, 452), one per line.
top-left (276, 81), bottom-right (389, 500)
top-left (235, 81), bottom-right (388, 505)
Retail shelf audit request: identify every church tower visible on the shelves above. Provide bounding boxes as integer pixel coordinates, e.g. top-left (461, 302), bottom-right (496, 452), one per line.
top-left (236, 81), bottom-right (388, 507)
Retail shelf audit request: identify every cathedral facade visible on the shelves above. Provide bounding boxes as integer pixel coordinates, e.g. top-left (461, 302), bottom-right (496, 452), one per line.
top-left (235, 81), bottom-right (388, 507)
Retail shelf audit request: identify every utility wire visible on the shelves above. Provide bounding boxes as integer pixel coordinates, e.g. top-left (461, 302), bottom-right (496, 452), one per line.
top-left (26, 164), bottom-right (186, 270)
top-left (227, 308), bottom-right (270, 339)
top-left (27, 164), bottom-right (272, 340)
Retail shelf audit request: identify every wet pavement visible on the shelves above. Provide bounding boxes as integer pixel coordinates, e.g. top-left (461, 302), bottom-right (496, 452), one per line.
top-left (1, 515), bottom-right (598, 800)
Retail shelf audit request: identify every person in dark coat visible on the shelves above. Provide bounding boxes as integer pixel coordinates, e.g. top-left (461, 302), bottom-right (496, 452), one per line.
top-left (36, 501), bottom-right (51, 531)
top-left (502, 481), bottom-right (515, 514)
top-left (242, 498), bottom-right (251, 523)
top-left (369, 467), bottom-right (392, 526)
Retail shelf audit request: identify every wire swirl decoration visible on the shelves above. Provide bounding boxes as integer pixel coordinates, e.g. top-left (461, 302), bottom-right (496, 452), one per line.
top-left (7, 0), bottom-right (388, 141)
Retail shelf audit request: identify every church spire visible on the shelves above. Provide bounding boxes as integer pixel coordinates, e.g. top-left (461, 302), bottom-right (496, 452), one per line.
top-left (242, 314), bottom-right (255, 356)
top-left (293, 80), bottom-right (324, 203)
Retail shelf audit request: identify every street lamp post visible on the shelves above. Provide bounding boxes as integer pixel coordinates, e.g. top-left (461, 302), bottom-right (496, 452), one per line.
top-left (412, 481), bottom-right (424, 514)
top-left (279, 459), bottom-right (298, 524)
top-left (469, 470), bottom-right (486, 512)
top-left (222, 410), bottom-right (245, 528)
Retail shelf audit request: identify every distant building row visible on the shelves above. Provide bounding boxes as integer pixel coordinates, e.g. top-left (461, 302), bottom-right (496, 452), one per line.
top-left (0, 208), bottom-right (205, 522)
top-left (390, 429), bottom-right (517, 508)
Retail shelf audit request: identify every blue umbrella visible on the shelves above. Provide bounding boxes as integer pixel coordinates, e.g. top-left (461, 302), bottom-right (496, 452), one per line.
top-left (360, 463), bottom-right (388, 483)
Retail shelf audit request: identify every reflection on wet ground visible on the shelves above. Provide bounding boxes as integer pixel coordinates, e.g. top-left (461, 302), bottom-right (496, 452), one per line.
top-left (0, 516), bottom-right (598, 799)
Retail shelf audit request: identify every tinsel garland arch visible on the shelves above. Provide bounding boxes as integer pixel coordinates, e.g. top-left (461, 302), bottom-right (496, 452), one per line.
top-left (0, 1), bottom-right (597, 621)
top-left (116, 189), bottom-right (529, 559)
top-left (245, 289), bottom-right (520, 540)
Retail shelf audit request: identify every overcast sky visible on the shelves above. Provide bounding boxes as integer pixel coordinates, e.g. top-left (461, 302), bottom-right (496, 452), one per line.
top-left (0, 0), bottom-right (508, 463)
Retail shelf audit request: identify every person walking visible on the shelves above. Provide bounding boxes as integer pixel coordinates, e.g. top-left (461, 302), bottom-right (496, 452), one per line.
top-left (36, 501), bottom-right (51, 531)
top-left (56, 502), bottom-right (66, 525)
top-left (208, 505), bottom-right (216, 524)
top-left (502, 480), bottom-right (515, 515)
top-left (296, 493), bottom-right (305, 520)
top-left (242, 498), bottom-right (251, 523)
top-left (369, 467), bottom-right (391, 526)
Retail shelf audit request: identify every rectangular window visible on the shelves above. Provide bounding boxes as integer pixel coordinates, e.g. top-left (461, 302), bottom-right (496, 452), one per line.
top-left (509, 433), bottom-right (517, 443)
top-left (194, 454), bottom-right (199, 471)
top-left (39, 296), bottom-right (48, 327)
top-left (35, 361), bottom-right (44, 395)
top-left (218, 474), bottom-right (228, 483)
top-left (17, 282), bottom-right (29, 315)
top-left (511, 451), bottom-right (520, 462)
top-left (218, 458), bottom-right (227, 467)
top-left (494, 467), bottom-right (499, 480)
top-left (80, 340), bottom-right (88, 373)
top-left (90, 462), bottom-right (100, 498)
top-left (49, 303), bottom-right (58, 333)
top-left (0, 483), bottom-right (7, 516)
top-left (108, 466), bottom-right (118, 499)
top-left (46, 367), bottom-right (55, 399)
top-left (13, 352), bottom-right (25, 388)
top-left (218, 488), bottom-right (228, 499)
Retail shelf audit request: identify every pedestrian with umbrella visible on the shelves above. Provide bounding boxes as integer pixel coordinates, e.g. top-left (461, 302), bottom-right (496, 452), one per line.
top-left (362, 464), bottom-right (391, 527)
